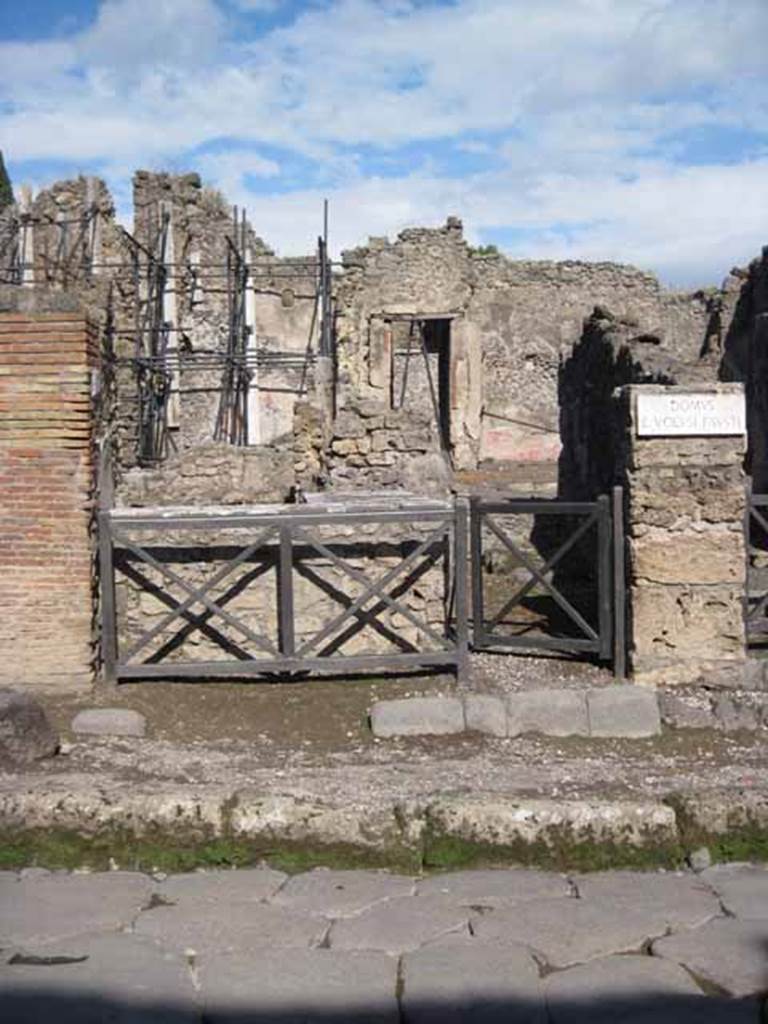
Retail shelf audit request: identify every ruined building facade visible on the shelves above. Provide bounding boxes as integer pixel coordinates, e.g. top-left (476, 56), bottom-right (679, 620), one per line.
top-left (2, 168), bottom-right (768, 690)
top-left (2, 168), bottom-right (766, 509)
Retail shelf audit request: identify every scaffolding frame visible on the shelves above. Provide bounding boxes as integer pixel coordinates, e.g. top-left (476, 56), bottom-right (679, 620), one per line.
top-left (0, 203), bottom-right (102, 287)
top-left (1, 192), bottom-right (336, 464)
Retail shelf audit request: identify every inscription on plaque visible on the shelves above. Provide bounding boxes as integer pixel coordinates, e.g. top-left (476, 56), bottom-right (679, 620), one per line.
top-left (637, 392), bottom-right (745, 437)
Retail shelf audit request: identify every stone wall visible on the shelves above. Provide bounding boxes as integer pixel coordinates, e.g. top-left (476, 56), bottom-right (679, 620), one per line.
top-left (123, 172), bottom-right (322, 459)
top-left (326, 401), bottom-right (449, 495)
top-left (616, 384), bottom-right (747, 685)
top-left (720, 248), bottom-right (768, 490)
top-left (116, 443), bottom-right (295, 508)
top-left (336, 218), bottom-right (717, 476)
top-left (559, 306), bottom-right (718, 502)
top-left (2, 167), bottom-right (764, 509)
top-left (0, 304), bottom-right (100, 691)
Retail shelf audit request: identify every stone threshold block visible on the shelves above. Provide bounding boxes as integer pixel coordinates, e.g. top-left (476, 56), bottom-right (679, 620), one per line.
top-left (369, 696), bottom-right (465, 737)
top-left (71, 708), bottom-right (147, 738)
top-left (370, 687), bottom-right (661, 739)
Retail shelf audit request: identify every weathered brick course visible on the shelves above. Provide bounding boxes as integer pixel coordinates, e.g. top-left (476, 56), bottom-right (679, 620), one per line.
top-left (0, 313), bottom-right (98, 691)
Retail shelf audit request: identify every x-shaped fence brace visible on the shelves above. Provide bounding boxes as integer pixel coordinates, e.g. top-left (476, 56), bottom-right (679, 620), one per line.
top-left (470, 496), bottom-right (612, 657)
top-left (113, 526), bottom-right (278, 664)
top-left (746, 501), bottom-right (768, 633)
top-left (100, 505), bottom-right (468, 682)
top-left (291, 522), bottom-right (452, 658)
top-left (482, 511), bottom-right (599, 642)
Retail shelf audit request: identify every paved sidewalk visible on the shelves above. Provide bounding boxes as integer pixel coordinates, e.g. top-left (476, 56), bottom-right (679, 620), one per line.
top-left (1, 864), bottom-right (766, 1022)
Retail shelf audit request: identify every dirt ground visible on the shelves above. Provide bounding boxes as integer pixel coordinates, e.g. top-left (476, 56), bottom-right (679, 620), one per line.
top-left (22, 652), bottom-right (768, 806)
top-left (41, 652), bottom-right (612, 751)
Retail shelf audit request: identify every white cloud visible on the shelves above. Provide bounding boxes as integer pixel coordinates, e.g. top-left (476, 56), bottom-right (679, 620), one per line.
top-left (0, 0), bottom-right (766, 283)
top-left (76, 0), bottom-right (225, 74)
top-left (232, 0), bottom-right (286, 10)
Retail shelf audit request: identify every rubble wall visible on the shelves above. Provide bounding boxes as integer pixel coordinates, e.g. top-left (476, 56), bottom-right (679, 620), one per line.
top-left (337, 219), bottom-right (715, 476)
top-left (720, 248), bottom-right (768, 490)
top-left (327, 401), bottom-right (449, 495)
top-left (558, 307), bottom-right (718, 502)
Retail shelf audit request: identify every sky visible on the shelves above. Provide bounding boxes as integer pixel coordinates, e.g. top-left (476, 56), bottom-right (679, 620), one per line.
top-left (1, 0), bottom-right (767, 286)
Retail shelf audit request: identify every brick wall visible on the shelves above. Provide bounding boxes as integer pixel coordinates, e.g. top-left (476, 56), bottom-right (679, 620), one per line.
top-left (0, 312), bottom-right (99, 691)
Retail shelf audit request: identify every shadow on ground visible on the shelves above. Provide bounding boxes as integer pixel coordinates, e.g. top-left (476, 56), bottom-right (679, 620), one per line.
top-left (0, 990), bottom-right (762, 1023)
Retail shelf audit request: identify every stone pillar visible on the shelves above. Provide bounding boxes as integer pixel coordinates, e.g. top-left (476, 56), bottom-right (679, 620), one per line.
top-left (618, 384), bottom-right (747, 685)
top-left (312, 355), bottom-right (335, 434)
top-left (450, 318), bottom-right (481, 470)
top-left (368, 321), bottom-right (392, 392)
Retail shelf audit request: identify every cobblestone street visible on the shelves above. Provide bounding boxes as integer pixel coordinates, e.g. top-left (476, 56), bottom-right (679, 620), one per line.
top-left (1, 863), bottom-right (766, 1022)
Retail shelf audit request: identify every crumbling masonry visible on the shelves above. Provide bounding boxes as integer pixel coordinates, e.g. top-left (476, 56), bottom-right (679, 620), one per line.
top-left (1, 170), bottom-right (767, 689)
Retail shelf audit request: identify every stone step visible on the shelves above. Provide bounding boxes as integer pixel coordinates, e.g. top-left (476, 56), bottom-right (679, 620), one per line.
top-left (370, 687), bottom-right (662, 740)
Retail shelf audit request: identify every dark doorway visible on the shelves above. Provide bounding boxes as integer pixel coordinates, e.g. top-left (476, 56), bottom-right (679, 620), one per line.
top-left (422, 318), bottom-right (451, 453)
top-left (390, 315), bottom-right (453, 457)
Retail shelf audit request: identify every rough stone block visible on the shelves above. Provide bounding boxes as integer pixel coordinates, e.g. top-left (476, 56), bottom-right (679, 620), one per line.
top-left (631, 470), bottom-right (744, 529)
top-left (0, 688), bottom-right (58, 765)
top-left (631, 530), bottom-right (744, 585)
top-left (424, 796), bottom-right (678, 856)
top-left (471, 897), bottom-right (666, 968)
top-left (134, 898), bottom-right (327, 955)
top-left (658, 692), bottom-right (715, 730)
top-left (630, 435), bottom-right (744, 470)
top-left (586, 686), bottom-right (661, 738)
top-left (652, 918), bottom-right (768, 997)
top-left (157, 867), bottom-right (286, 905)
top-left (270, 868), bottom-right (414, 918)
top-left (573, 870), bottom-right (720, 930)
top-left (506, 689), bottom-right (588, 737)
top-left (328, 894), bottom-right (470, 953)
top-left (199, 948), bottom-right (399, 1022)
top-left (712, 696), bottom-right (759, 732)
top-left (331, 438), bottom-right (358, 456)
top-left (545, 955), bottom-right (708, 1024)
top-left (464, 695), bottom-right (507, 737)
top-left (71, 708), bottom-right (147, 738)
top-left (632, 585), bottom-right (745, 661)
top-left (370, 697), bottom-right (465, 737)
top-left (700, 864), bottom-right (768, 920)
top-left (0, 872), bottom-right (152, 945)
top-left (401, 942), bottom-right (545, 1023)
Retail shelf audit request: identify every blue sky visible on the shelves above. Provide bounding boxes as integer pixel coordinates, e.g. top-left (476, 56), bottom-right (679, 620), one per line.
top-left (1, 0), bottom-right (767, 285)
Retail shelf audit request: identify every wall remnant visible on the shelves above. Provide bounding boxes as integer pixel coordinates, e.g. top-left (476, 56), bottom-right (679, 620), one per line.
top-left (616, 384), bottom-right (747, 686)
top-left (720, 248), bottom-right (768, 490)
top-left (1, 165), bottom-right (767, 692)
top-left (0, 297), bottom-right (100, 691)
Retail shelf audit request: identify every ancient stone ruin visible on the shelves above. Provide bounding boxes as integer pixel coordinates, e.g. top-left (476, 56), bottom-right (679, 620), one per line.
top-left (1, 169), bottom-right (767, 690)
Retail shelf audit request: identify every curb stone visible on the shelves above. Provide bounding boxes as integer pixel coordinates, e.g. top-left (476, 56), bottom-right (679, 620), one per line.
top-left (370, 687), bottom-right (661, 740)
top-left (369, 697), bottom-right (465, 737)
top-left (2, 786), bottom-right (768, 872)
top-left (0, 788), bottom-right (685, 872)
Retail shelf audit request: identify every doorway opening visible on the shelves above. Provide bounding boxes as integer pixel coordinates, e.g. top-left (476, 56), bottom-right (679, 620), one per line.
top-left (390, 315), bottom-right (453, 457)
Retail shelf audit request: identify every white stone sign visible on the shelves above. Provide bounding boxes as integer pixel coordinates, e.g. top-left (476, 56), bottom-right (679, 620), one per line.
top-left (637, 392), bottom-right (745, 437)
